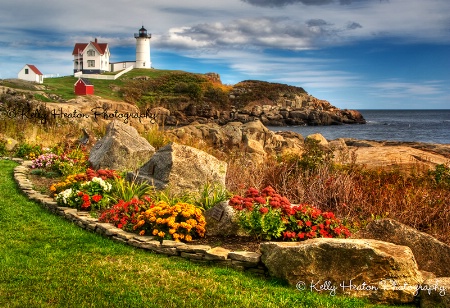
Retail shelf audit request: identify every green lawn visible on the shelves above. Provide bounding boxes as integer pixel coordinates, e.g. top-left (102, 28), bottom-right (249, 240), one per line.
top-left (0, 160), bottom-right (413, 308)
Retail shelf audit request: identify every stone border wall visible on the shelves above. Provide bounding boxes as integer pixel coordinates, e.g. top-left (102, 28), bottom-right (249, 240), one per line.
top-left (7, 158), bottom-right (266, 275)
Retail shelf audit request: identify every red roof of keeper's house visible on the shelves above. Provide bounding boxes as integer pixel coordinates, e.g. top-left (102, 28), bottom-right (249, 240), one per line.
top-left (72, 39), bottom-right (108, 55)
top-left (26, 64), bottom-right (43, 75)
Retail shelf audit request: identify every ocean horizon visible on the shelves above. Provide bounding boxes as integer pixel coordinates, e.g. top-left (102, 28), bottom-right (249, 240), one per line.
top-left (268, 109), bottom-right (450, 145)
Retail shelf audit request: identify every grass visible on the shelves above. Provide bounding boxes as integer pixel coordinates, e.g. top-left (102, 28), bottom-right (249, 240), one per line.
top-left (42, 69), bottom-right (178, 101)
top-left (0, 159), bottom-right (411, 308)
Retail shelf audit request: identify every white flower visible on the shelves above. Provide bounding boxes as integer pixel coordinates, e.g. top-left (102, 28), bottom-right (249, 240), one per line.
top-left (56, 188), bottom-right (74, 205)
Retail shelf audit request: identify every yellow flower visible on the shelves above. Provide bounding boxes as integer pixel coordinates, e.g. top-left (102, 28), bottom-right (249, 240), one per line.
top-left (152, 229), bottom-right (159, 236)
top-left (185, 235), bottom-right (192, 242)
top-left (158, 231), bottom-right (165, 238)
top-left (169, 228), bottom-right (176, 234)
top-left (139, 230), bottom-right (145, 236)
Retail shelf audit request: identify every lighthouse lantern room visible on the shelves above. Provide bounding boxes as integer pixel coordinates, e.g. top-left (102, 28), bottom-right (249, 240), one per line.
top-left (134, 26), bottom-right (152, 69)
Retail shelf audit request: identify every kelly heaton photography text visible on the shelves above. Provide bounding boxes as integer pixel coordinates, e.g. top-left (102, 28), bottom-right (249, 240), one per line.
top-left (0, 104), bottom-right (157, 125)
top-left (296, 279), bottom-right (447, 297)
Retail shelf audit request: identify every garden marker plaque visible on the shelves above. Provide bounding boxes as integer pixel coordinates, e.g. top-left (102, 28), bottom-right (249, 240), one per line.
top-left (209, 206), bottom-right (224, 221)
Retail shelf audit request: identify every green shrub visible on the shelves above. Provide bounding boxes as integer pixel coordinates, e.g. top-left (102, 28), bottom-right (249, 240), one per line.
top-left (229, 186), bottom-right (351, 241)
top-left (15, 142), bottom-right (42, 159)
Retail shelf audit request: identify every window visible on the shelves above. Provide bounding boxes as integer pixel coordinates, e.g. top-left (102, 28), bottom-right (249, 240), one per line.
top-left (25, 69), bottom-right (29, 74)
top-left (87, 49), bottom-right (95, 56)
top-left (87, 60), bottom-right (95, 67)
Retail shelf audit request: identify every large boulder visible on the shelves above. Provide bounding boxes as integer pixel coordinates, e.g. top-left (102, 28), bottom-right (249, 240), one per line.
top-left (419, 277), bottom-right (450, 308)
top-left (203, 201), bottom-right (247, 237)
top-left (353, 219), bottom-right (450, 278)
top-left (133, 142), bottom-right (227, 195)
top-left (260, 238), bottom-right (423, 304)
top-left (89, 120), bottom-right (155, 171)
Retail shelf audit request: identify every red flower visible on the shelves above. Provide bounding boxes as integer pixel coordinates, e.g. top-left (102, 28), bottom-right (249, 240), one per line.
top-left (305, 221), bottom-right (312, 227)
top-left (254, 196), bottom-right (266, 205)
top-left (92, 194), bottom-right (102, 203)
top-left (259, 207), bottom-right (269, 214)
top-left (81, 201), bottom-right (91, 209)
top-left (82, 194), bottom-right (90, 202)
top-left (298, 233), bottom-right (305, 239)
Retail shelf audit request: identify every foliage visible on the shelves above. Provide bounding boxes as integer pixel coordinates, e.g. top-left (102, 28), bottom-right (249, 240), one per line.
top-left (429, 164), bottom-right (450, 187)
top-left (14, 142), bottom-right (42, 159)
top-left (99, 198), bottom-right (150, 232)
top-left (193, 182), bottom-right (231, 211)
top-left (297, 138), bottom-right (334, 171)
top-left (135, 201), bottom-right (206, 242)
top-left (0, 138), bottom-right (8, 156)
top-left (143, 125), bottom-right (173, 149)
top-left (109, 176), bottom-right (154, 203)
top-left (229, 186), bottom-right (350, 241)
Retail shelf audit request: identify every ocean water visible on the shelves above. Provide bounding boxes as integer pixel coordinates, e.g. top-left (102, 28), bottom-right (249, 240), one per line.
top-left (268, 110), bottom-right (450, 145)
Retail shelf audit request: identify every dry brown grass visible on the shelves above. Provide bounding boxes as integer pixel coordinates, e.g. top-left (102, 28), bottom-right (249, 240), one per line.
top-left (225, 152), bottom-right (450, 244)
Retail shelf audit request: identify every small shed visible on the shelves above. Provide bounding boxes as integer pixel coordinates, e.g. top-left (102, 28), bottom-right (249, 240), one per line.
top-left (17, 64), bottom-right (44, 84)
top-left (74, 77), bottom-right (94, 95)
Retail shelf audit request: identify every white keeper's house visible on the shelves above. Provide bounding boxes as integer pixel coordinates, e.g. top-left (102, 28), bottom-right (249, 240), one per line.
top-left (72, 26), bottom-right (152, 76)
top-left (72, 38), bottom-right (111, 74)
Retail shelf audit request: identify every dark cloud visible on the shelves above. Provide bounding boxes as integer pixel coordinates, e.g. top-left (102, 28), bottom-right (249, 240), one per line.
top-left (347, 22), bottom-right (362, 30)
top-left (241, 0), bottom-right (353, 7)
top-left (306, 19), bottom-right (329, 27)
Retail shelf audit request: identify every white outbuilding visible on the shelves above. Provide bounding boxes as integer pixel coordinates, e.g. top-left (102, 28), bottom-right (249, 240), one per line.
top-left (17, 64), bottom-right (44, 84)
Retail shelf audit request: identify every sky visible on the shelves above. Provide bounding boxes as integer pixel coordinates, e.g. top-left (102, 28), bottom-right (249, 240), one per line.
top-left (1, 0), bottom-right (449, 110)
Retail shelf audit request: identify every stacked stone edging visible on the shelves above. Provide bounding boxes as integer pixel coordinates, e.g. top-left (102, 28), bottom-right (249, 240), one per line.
top-left (7, 158), bottom-right (265, 275)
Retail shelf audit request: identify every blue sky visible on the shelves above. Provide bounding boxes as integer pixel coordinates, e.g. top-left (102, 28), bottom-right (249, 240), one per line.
top-left (1, 0), bottom-right (449, 109)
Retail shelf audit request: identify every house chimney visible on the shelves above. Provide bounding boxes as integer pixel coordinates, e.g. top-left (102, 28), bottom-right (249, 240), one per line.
top-left (95, 38), bottom-right (97, 43)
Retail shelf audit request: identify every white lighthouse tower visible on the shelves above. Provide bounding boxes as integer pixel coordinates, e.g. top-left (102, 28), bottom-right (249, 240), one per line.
top-left (134, 26), bottom-right (151, 69)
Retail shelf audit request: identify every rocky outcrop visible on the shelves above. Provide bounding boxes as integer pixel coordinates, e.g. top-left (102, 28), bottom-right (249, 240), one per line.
top-left (260, 238), bottom-right (423, 304)
top-left (132, 142), bottom-right (227, 195)
top-left (353, 219), bottom-right (450, 278)
top-left (167, 120), bottom-right (304, 158)
top-left (89, 120), bottom-right (155, 170)
top-left (160, 79), bottom-right (365, 126)
top-left (419, 277), bottom-right (450, 308)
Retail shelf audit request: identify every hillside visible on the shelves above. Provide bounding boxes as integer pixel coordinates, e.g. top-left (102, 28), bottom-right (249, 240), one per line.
top-left (0, 69), bottom-right (365, 126)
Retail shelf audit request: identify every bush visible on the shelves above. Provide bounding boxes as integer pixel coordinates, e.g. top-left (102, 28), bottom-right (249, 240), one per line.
top-left (229, 186), bottom-right (350, 241)
top-left (55, 177), bottom-right (113, 211)
top-left (15, 142), bottom-right (42, 159)
top-left (134, 201), bottom-right (206, 242)
top-left (31, 146), bottom-right (89, 177)
top-left (99, 198), bottom-right (151, 232)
